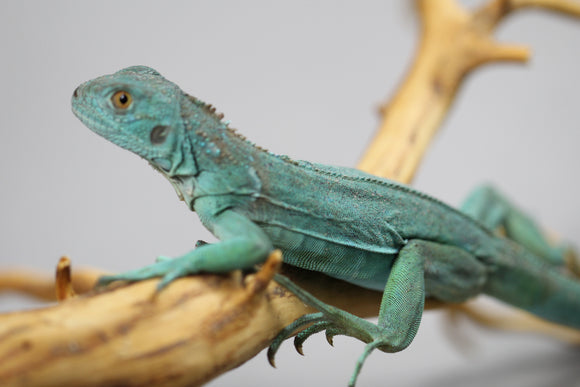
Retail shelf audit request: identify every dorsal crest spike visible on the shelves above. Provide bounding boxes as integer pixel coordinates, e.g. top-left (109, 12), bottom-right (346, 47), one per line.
top-left (185, 94), bottom-right (227, 123)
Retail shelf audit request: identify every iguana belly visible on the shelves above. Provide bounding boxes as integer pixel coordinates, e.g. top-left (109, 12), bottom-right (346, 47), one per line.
top-left (260, 224), bottom-right (395, 291)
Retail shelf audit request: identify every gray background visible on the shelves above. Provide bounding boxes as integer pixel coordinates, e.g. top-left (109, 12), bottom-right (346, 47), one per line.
top-left (1, 1), bottom-right (579, 386)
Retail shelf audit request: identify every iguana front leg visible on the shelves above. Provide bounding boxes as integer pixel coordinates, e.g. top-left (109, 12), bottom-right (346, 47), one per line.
top-left (97, 209), bottom-right (272, 290)
top-left (154, 240), bottom-right (209, 263)
top-left (269, 240), bottom-right (487, 387)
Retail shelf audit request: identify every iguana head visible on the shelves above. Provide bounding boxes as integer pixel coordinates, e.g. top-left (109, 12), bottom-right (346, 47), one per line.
top-left (72, 66), bottom-right (264, 208)
top-left (72, 66), bottom-right (194, 175)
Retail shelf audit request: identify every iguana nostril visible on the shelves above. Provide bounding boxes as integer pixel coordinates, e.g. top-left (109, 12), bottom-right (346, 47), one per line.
top-left (73, 87), bottom-right (79, 98)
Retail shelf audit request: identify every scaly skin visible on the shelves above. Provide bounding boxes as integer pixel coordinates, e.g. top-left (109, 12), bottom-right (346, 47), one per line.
top-left (72, 66), bottom-right (580, 386)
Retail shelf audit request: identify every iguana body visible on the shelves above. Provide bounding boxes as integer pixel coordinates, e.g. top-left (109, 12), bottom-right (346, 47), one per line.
top-left (72, 66), bottom-right (580, 386)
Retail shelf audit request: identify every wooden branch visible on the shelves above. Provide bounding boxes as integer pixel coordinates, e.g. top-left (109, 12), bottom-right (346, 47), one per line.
top-left (357, 0), bottom-right (580, 183)
top-left (0, 253), bottom-right (403, 387)
top-left (0, 260), bottom-right (104, 302)
top-left (446, 299), bottom-right (580, 344)
top-left (509, 0), bottom-right (580, 16)
top-left (1, 1), bottom-right (579, 386)
top-left (0, 269), bottom-right (60, 302)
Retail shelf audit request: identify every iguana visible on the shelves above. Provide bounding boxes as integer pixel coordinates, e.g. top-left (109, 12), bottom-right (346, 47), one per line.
top-left (71, 66), bottom-right (580, 386)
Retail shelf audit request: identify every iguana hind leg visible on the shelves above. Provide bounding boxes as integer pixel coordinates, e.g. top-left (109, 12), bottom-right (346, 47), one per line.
top-left (270, 240), bottom-right (485, 386)
top-left (461, 184), bottom-right (578, 274)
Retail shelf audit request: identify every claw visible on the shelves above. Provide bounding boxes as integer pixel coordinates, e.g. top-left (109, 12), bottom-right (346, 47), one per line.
top-left (325, 326), bottom-right (344, 346)
top-left (267, 312), bottom-right (324, 368)
top-left (325, 331), bottom-right (334, 347)
top-left (293, 321), bottom-right (330, 355)
top-left (267, 346), bottom-right (277, 368)
top-left (274, 272), bottom-right (397, 386)
top-left (195, 240), bottom-right (209, 248)
top-left (294, 339), bottom-right (304, 356)
top-left (267, 330), bottom-right (289, 368)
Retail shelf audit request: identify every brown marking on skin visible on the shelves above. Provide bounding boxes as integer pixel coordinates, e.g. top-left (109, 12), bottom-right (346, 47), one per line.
top-left (268, 284), bottom-right (291, 299)
top-left (195, 129), bottom-right (208, 139)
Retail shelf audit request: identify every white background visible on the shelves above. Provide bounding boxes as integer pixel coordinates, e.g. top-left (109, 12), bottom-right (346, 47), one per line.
top-left (1, 1), bottom-right (579, 386)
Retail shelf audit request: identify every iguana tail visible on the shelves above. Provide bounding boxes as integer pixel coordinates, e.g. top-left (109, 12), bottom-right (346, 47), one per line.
top-left (485, 239), bottom-right (580, 329)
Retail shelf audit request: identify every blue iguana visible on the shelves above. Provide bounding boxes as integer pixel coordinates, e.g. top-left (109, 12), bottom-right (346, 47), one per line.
top-left (71, 66), bottom-right (580, 386)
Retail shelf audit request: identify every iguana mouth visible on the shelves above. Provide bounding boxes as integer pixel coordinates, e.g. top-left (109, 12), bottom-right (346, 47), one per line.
top-left (71, 97), bottom-right (158, 161)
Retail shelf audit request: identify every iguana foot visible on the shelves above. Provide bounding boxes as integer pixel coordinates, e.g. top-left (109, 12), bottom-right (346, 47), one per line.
top-left (270, 274), bottom-right (404, 387)
top-left (268, 309), bottom-right (397, 387)
top-left (267, 312), bottom-right (325, 366)
top-left (96, 254), bottom-right (202, 291)
top-left (97, 232), bottom-right (270, 292)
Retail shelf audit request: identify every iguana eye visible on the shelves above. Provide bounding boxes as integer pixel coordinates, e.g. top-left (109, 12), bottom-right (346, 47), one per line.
top-left (111, 90), bottom-right (132, 109)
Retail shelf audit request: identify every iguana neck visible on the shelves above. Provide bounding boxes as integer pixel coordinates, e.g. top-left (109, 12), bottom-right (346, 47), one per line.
top-left (181, 93), bottom-right (262, 171)
top-left (163, 93), bottom-right (265, 209)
